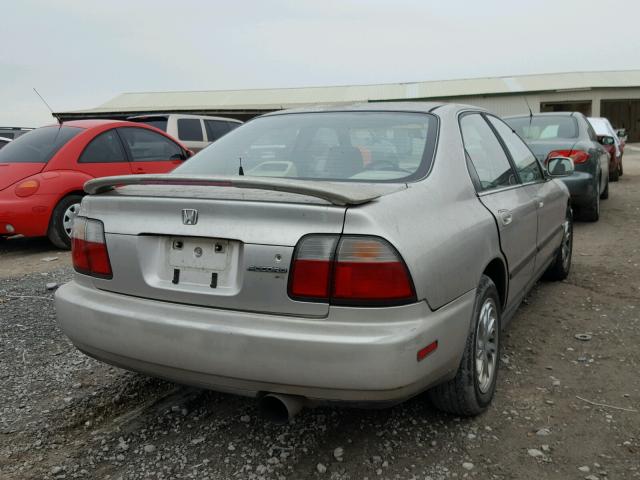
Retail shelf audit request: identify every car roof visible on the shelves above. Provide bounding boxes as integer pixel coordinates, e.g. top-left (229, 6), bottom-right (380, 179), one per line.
top-left (262, 101), bottom-right (483, 117)
top-left (504, 112), bottom-right (579, 119)
top-left (47, 119), bottom-right (125, 129)
top-left (128, 113), bottom-right (242, 123)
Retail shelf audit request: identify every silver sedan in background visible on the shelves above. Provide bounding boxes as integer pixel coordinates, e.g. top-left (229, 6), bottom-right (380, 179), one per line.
top-left (55, 103), bottom-right (573, 422)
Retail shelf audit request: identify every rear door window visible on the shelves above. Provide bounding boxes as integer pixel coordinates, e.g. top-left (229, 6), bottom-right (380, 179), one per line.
top-left (177, 118), bottom-right (204, 141)
top-left (460, 114), bottom-right (518, 192)
top-left (204, 120), bottom-right (231, 142)
top-left (118, 127), bottom-right (184, 161)
top-left (487, 116), bottom-right (543, 183)
top-left (0, 126), bottom-right (82, 163)
top-left (79, 130), bottom-right (128, 163)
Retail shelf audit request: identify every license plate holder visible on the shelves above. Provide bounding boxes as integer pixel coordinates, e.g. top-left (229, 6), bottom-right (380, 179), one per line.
top-left (168, 237), bottom-right (229, 271)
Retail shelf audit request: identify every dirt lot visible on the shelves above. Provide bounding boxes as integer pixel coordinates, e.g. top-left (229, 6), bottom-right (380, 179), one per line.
top-left (1, 149), bottom-right (639, 480)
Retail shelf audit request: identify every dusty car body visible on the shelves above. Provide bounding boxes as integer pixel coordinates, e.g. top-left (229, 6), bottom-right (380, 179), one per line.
top-left (56, 103), bottom-right (573, 420)
top-left (504, 112), bottom-right (609, 222)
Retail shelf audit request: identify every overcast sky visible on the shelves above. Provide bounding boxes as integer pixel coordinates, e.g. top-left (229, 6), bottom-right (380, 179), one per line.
top-left (2, 0), bottom-right (640, 127)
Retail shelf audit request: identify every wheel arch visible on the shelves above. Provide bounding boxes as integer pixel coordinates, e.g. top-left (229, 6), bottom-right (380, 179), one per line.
top-left (481, 257), bottom-right (508, 310)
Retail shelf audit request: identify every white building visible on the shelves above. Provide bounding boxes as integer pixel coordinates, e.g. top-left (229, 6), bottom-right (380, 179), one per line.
top-left (57, 69), bottom-right (640, 141)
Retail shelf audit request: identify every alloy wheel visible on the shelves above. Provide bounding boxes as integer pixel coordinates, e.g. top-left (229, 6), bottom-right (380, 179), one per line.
top-left (561, 214), bottom-right (572, 271)
top-left (475, 298), bottom-right (498, 394)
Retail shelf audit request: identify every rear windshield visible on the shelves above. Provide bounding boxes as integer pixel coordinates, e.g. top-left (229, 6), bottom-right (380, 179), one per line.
top-left (0, 126), bottom-right (82, 163)
top-left (175, 112), bottom-right (437, 182)
top-left (505, 116), bottom-right (578, 140)
top-left (131, 117), bottom-right (168, 132)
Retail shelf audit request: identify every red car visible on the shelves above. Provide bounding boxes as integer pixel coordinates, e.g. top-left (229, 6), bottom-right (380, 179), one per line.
top-left (0, 120), bottom-right (192, 248)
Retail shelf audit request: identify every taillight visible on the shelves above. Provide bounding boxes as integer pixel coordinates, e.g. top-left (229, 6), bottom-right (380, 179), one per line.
top-left (289, 235), bottom-right (416, 306)
top-left (15, 179), bottom-right (40, 197)
top-left (288, 235), bottom-right (337, 299)
top-left (72, 217), bottom-right (112, 278)
top-left (547, 150), bottom-right (589, 164)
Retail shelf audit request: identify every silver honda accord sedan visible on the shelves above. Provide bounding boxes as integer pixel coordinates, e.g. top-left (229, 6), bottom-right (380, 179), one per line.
top-left (55, 103), bottom-right (574, 421)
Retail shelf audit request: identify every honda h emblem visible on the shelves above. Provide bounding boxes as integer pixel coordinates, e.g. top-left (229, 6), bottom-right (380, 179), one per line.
top-left (181, 209), bottom-right (198, 225)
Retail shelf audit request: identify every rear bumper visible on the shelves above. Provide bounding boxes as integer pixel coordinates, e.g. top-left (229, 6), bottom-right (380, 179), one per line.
top-left (55, 281), bottom-right (475, 404)
top-left (559, 171), bottom-right (595, 206)
top-left (0, 193), bottom-right (51, 236)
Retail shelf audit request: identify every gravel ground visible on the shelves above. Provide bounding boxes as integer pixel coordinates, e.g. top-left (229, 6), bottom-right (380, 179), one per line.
top-left (1, 149), bottom-right (639, 480)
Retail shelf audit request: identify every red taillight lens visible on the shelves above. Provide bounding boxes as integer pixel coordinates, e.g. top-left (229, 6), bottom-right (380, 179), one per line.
top-left (71, 217), bottom-right (112, 278)
top-left (15, 179), bottom-right (40, 197)
top-left (289, 235), bottom-right (416, 306)
top-left (547, 150), bottom-right (589, 164)
top-left (332, 237), bottom-right (415, 303)
top-left (288, 235), bottom-right (337, 299)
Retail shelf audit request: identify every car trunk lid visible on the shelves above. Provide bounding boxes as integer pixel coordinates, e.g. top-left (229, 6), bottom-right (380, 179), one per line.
top-left (81, 178), bottom-right (405, 317)
top-left (525, 139), bottom-right (578, 162)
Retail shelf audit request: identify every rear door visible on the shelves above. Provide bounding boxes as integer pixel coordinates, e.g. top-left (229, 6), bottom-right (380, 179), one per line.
top-left (487, 116), bottom-right (566, 275)
top-left (460, 113), bottom-right (539, 311)
top-left (76, 128), bottom-right (131, 177)
top-left (117, 127), bottom-right (185, 174)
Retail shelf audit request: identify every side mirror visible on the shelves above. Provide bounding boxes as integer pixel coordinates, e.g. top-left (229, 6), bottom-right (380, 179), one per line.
top-left (547, 156), bottom-right (575, 177)
top-left (599, 135), bottom-right (615, 146)
top-left (616, 128), bottom-right (626, 138)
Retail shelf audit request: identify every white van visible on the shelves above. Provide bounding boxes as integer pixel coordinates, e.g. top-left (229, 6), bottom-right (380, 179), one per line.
top-left (128, 114), bottom-right (242, 153)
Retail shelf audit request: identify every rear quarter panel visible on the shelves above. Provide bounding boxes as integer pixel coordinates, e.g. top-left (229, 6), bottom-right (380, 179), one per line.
top-left (343, 107), bottom-right (503, 310)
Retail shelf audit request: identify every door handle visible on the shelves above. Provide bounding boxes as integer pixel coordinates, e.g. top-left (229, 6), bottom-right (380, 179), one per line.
top-left (498, 209), bottom-right (513, 226)
top-left (538, 200), bottom-right (544, 208)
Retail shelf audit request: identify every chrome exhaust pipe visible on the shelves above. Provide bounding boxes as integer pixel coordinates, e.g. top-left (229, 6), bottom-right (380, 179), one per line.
top-left (258, 393), bottom-right (305, 424)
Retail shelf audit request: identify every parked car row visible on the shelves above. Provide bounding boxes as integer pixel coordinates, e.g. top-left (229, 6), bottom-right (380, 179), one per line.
top-left (54, 102), bottom-right (577, 422)
top-left (504, 111), bottom-right (624, 222)
top-left (0, 115), bottom-right (241, 248)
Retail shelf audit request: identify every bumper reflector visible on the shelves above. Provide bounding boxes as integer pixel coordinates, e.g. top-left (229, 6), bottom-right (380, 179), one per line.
top-left (417, 341), bottom-right (438, 362)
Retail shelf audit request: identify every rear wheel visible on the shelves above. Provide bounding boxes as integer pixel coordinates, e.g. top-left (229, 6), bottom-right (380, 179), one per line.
top-left (610, 163), bottom-right (620, 182)
top-left (601, 178), bottom-right (609, 199)
top-left (48, 195), bottom-right (82, 249)
top-left (543, 207), bottom-right (573, 280)
top-left (428, 275), bottom-right (500, 416)
top-left (619, 160), bottom-right (623, 177)
top-left (581, 181), bottom-right (600, 222)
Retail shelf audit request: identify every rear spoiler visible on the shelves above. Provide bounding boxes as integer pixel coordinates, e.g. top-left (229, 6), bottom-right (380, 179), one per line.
top-left (84, 174), bottom-right (405, 206)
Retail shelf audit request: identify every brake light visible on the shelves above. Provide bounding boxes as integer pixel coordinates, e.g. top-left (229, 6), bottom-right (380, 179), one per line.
top-left (288, 235), bottom-right (337, 299)
top-left (71, 217), bottom-right (112, 278)
top-left (15, 179), bottom-right (40, 197)
top-left (289, 235), bottom-right (416, 306)
top-left (547, 150), bottom-right (589, 164)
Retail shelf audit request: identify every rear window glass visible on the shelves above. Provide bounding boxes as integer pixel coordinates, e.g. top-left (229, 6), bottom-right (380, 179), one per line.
top-left (177, 118), bottom-right (203, 141)
top-left (175, 112), bottom-right (437, 183)
top-left (505, 116), bottom-right (578, 140)
top-left (0, 126), bottom-right (82, 163)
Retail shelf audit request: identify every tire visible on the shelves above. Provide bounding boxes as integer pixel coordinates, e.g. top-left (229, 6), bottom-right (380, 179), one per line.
top-left (48, 195), bottom-right (83, 249)
top-left (428, 275), bottom-right (500, 416)
top-left (581, 181), bottom-right (600, 222)
top-left (610, 163), bottom-right (619, 182)
top-left (619, 160), bottom-right (623, 177)
top-left (600, 177), bottom-right (609, 199)
top-left (543, 207), bottom-right (573, 281)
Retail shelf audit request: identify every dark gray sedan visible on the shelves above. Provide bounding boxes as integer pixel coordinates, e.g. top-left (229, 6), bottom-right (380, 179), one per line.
top-left (56, 103), bottom-right (574, 422)
top-left (504, 112), bottom-right (609, 221)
